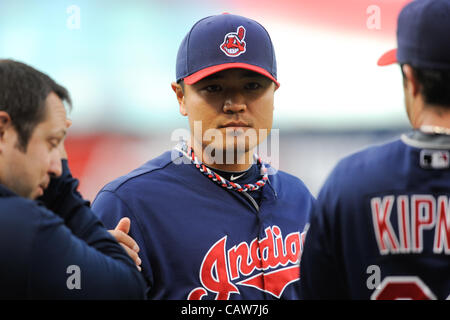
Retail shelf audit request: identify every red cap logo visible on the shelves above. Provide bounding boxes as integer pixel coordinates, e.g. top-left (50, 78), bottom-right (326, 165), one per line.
top-left (220, 26), bottom-right (246, 57)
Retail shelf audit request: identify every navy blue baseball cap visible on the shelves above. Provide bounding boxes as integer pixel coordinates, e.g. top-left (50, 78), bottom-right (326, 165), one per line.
top-left (378, 0), bottom-right (450, 69)
top-left (176, 13), bottom-right (279, 87)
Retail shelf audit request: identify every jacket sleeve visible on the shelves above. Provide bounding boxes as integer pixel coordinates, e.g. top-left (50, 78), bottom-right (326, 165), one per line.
top-left (299, 175), bottom-right (349, 300)
top-left (27, 206), bottom-right (145, 299)
top-left (31, 160), bottom-right (147, 299)
top-left (38, 159), bottom-right (105, 238)
top-left (91, 189), bottom-right (154, 292)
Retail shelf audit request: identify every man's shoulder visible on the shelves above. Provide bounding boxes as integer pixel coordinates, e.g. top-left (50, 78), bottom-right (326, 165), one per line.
top-left (0, 195), bottom-right (45, 222)
top-left (98, 150), bottom-right (183, 194)
top-left (273, 168), bottom-right (307, 185)
top-left (0, 195), bottom-right (60, 249)
top-left (321, 138), bottom-right (404, 196)
top-left (271, 168), bottom-right (314, 197)
top-left (335, 138), bottom-right (403, 175)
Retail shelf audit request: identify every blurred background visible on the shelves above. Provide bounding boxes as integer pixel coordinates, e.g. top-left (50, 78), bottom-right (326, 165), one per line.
top-left (0, 0), bottom-right (412, 199)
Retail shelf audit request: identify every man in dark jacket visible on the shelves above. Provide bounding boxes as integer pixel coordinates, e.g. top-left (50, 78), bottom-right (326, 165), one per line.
top-left (0, 59), bottom-right (146, 299)
top-left (300, 0), bottom-right (450, 300)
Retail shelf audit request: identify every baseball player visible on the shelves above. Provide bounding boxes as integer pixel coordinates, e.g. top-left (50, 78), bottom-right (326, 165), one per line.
top-left (300, 0), bottom-right (450, 300)
top-left (0, 60), bottom-right (146, 299)
top-left (92, 13), bottom-right (314, 300)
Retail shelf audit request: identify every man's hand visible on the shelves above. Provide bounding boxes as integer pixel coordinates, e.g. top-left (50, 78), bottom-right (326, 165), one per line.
top-left (109, 217), bottom-right (142, 271)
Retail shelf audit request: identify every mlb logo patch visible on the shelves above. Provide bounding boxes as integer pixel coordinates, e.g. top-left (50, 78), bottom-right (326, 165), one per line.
top-left (420, 150), bottom-right (450, 169)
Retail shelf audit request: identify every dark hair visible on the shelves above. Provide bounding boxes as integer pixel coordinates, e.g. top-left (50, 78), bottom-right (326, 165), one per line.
top-left (401, 64), bottom-right (450, 107)
top-left (177, 79), bottom-right (185, 93)
top-left (0, 60), bottom-right (72, 151)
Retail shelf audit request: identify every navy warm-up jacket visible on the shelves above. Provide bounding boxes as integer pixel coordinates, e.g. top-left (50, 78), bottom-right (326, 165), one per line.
top-left (0, 160), bottom-right (146, 299)
top-left (93, 150), bottom-right (314, 300)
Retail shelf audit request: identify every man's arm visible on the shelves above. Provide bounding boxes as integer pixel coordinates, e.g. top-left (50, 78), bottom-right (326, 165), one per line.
top-left (28, 203), bottom-right (146, 299)
top-left (92, 190), bottom-right (154, 293)
top-left (299, 207), bottom-right (342, 299)
top-left (299, 179), bottom-right (349, 299)
top-left (34, 160), bottom-right (147, 298)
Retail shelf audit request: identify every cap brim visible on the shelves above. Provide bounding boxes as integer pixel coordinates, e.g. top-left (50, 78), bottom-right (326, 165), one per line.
top-left (377, 49), bottom-right (397, 66)
top-left (183, 63), bottom-right (280, 87)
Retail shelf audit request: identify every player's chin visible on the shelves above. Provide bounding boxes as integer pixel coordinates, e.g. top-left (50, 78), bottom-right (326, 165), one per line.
top-left (224, 138), bottom-right (255, 154)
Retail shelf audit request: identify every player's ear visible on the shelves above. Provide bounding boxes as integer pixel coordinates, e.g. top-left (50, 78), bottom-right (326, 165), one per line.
top-left (171, 82), bottom-right (188, 116)
top-left (272, 82), bottom-right (278, 110)
top-left (0, 111), bottom-right (12, 137)
top-left (0, 111), bottom-right (13, 153)
top-left (273, 82), bottom-right (278, 93)
top-left (402, 64), bottom-right (420, 98)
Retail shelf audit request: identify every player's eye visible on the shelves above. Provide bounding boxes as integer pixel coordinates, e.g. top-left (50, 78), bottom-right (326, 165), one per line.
top-left (244, 82), bottom-right (262, 90)
top-left (48, 138), bottom-right (60, 149)
top-left (202, 84), bottom-right (222, 93)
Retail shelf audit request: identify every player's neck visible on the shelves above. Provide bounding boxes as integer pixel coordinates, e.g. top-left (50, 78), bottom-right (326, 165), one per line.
top-left (414, 104), bottom-right (450, 130)
top-left (205, 160), bottom-right (252, 173)
top-left (189, 140), bottom-right (253, 172)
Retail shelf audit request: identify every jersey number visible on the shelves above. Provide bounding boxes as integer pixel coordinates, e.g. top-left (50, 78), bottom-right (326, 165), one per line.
top-left (371, 276), bottom-right (450, 300)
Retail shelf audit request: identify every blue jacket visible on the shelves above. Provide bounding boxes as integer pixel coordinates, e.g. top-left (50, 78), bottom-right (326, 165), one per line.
top-left (92, 150), bottom-right (314, 300)
top-left (300, 131), bottom-right (450, 300)
top-left (0, 160), bottom-right (146, 299)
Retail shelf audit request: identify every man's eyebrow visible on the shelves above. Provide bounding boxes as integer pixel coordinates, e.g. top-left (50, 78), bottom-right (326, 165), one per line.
top-left (50, 129), bottom-right (67, 139)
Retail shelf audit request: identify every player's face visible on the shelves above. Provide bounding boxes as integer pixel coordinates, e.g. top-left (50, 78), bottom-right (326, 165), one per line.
top-left (0, 92), bottom-right (66, 199)
top-left (175, 69), bottom-right (276, 162)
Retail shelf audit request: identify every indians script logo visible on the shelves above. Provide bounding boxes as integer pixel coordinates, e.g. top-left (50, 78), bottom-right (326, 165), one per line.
top-left (220, 26), bottom-right (246, 57)
top-left (187, 226), bottom-right (307, 300)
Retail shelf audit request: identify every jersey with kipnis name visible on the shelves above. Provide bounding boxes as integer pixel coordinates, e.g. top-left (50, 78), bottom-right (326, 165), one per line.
top-left (92, 150), bottom-right (314, 300)
top-left (300, 131), bottom-right (450, 300)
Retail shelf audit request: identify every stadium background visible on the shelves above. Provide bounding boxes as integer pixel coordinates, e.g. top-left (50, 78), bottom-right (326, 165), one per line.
top-left (0, 0), bottom-right (411, 199)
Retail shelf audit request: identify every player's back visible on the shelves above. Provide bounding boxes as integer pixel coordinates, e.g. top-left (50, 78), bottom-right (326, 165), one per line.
top-left (300, 131), bottom-right (450, 299)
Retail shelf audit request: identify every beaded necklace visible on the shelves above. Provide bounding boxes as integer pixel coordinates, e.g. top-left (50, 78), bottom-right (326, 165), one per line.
top-left (176, 141), bottom-right (268, 192)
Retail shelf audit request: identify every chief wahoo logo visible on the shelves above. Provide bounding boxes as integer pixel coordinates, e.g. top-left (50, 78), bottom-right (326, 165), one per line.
top-left (220, 26), bottom-right (246, 57)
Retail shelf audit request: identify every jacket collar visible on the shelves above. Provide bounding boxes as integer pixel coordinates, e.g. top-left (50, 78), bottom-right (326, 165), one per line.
top-left (0, 183), bottom-right (19, 198)
top-left (401, 129), bottom-right (450, 149)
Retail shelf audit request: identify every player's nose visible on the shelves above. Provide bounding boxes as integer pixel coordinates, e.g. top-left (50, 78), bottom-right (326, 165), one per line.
top-left (223, 92), bottom-right (246, 114)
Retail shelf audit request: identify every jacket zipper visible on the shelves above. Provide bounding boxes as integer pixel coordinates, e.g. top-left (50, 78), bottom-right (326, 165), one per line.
top-left (241, 191), bottom-right (260, 212)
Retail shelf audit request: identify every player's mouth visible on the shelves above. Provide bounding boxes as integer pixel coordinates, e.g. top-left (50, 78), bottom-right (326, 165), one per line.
top-left (219, 121), bottom-right (251, 129)
top-left (219, 122), bottom-right (252, 137)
